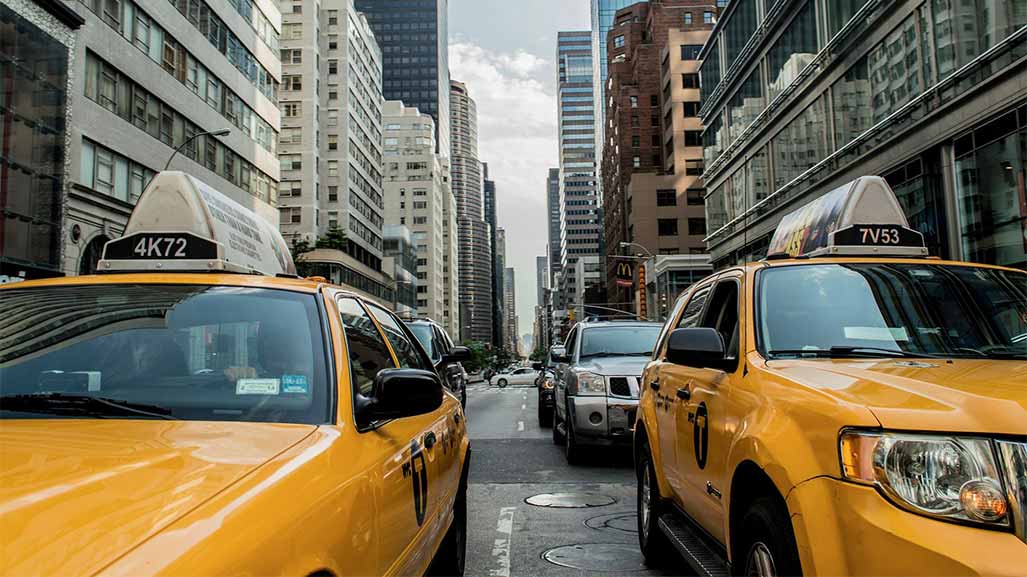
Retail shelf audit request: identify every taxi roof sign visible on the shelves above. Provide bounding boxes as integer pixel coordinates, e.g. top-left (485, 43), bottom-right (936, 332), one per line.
top-left (98, 171), bottom-right (296, 276)
top-left (766, 176), bottom-right (928, 259)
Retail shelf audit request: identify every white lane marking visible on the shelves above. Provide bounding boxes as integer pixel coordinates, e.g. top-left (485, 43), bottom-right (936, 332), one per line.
top-left (521, 404), bottom-right (526, 410)
top-left (490, 507), bottom-right (516, 577)
top-left (517, 421), bottom-right (524, 431)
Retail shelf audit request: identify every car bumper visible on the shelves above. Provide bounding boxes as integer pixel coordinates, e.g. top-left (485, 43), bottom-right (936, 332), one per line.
top-left (786, 476), bottom-right (1027, 576)
top-left (569, 396), bottom-right (637, 444)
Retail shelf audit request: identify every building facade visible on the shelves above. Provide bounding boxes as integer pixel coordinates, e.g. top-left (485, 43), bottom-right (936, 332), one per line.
top-left (450, 79), bottom-right (493, 343)
top-left (503, 266), bottom-right (517, 353)
top-left (278, 0), bottom-right (384, 274)
top-left (700, 0), bottom-right (1026, 271)
top-left (0, 0), bottom-right (83, 282)
top-left (603, 1), bottom-right (716, 310)
top-left (60, 0), bottom-right (281, 277)
top-left (483, 162), bottom-right (504, 348)
top-left (381, 100), bottom-right (457, 329)
top-left (383, 224), bottom-right (418, 316)
top-left (354, 0), bottom-right (449, 156)
top-left (591, 0), bottom-right (652, 152)
top-left (556, 31), bottom-right (603, 316)
top-left (545, 167), bottom-right (562, 287)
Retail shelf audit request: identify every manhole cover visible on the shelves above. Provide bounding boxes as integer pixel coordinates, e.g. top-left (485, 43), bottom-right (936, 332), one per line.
top-left (541, 543), bottom-right (650, 572)
top-left (525, 493), bottom-right (616, 508)
top-left (584, 511), bottom-right (637, 533)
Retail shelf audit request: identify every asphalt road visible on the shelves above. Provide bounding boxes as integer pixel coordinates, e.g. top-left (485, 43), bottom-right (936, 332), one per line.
top-left (462, 382), bottom-right (690, 577)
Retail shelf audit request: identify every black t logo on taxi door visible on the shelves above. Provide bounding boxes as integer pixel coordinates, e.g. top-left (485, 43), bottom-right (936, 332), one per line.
top-left (693, 402), bottom-right (709, 470)
top-left (410, 440), bottom-right (428, 526)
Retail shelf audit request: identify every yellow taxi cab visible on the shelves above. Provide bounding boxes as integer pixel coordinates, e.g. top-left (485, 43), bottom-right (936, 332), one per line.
top-left (0, 172), bottom-right (470, 577)
top-left (633, 176), bottom-right (1027, 576)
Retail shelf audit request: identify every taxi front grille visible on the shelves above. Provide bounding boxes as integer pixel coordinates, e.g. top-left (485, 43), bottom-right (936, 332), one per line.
top-left (997, 440), bottom-right (1027, 543)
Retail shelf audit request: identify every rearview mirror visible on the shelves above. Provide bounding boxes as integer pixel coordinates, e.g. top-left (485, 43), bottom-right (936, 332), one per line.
top-left (441, 345), bottom-right (471, 365)
top-left (550, 346), bottom-right (568, 363)
top-left (666, 328), bottom-right (726, 369)
top-left (357, 368), bottom-right (443, 425)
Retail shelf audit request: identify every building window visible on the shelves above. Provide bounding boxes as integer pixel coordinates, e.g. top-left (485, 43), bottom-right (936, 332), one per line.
top-left (768, 0), bottom-right (818, 100)
top-left (279, 207), bottom-right (301, 225)
top-left (685, 160), bottom-right (704, 175)
top-left (327, 10), bottom-right (338, 25)
top-left (684, 12), bottom-right (693, 25)
top-left (283, 74), bottom-right (301, 91)
top-left (684, 131), bottom-right (703, 147)
top-left (688, 218), bottom-right (707, 236)
top-left (657, 189), bottom-right (677, 206)
top-left (279, 155), bottom-right (301, 171)
top-left (614, 35), bottom-right (625, 48)
top-left (327, 160), bottom-right (339, 177)
top-left (658, 219), bottom-right (678, 236)
top-left (680, 44), bottom-right (703, 60)
top-left (328, 35), bottom-right (338, 50)
top-left (328, 134), bottom-right (338, 150)
top-left (631, 114), bottom-right (639, 127)
top-left (683, 102), bottom-right (699, 117)
top-left (686, 188), bottom-right (705, 205)
top-left (328, 186), bottom-right (339, 202)
top-left (630, 95), bottom-right (638, 108)
top-left (631, 135), bottom-right (640, 148)
top-left (291, 3), bottom-right (301, 13)
top-left (283, 102), bottom-right (301, 117)
top-left (328, 60), bottom-right (338, 75)
top-left (632, 156), bottom-right (641, 168)
top-left (682, 73), bottom-right (699, 89)
top-left (703, 11), bottom-right (714, 24)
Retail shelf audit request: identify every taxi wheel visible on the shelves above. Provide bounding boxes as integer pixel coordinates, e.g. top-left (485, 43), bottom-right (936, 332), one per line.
top-left (636, 439), bottom-right (673, 567)
top-left (431, 485), bottom-right (467, 576)
top-left (735, 496), bottom-right (802, 577)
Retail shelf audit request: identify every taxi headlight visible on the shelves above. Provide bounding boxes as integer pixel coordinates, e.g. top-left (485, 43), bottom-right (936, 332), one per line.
top-left (575, 372), bottom-right (606, 396)
top-left (840, 431), bottom-right (1009, 526)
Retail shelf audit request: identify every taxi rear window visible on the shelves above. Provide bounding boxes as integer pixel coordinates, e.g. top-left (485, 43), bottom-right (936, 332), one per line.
top-left (0, 284), bottom-right (330, 424)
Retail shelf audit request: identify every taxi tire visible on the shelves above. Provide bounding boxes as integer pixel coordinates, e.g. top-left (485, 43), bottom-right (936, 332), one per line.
top-left (636, 440), bottom-right (673, 568)
top-left (735, 496), bottom-right (802, 577)
top-left (430, 485), bottom-right (467, 576)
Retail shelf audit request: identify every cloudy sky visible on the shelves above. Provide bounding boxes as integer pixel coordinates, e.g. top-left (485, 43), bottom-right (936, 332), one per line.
top-left (449, 0), bottom-right (590, 342)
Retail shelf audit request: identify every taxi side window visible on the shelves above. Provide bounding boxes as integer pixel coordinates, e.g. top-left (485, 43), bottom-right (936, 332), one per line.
top-left (365, 303), bottom-right (430, 371)
top-left (701, 280), bottom-right (740, 368)
top-left (564, 327), bottom-right (579, 360)
top-left (676, 286), bottom-right (711, 330)
top-left (337, 297), bottom-right (396, 396)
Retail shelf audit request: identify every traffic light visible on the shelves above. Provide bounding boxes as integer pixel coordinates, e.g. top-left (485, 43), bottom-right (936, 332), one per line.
top-left (568, 308), bottom-right (575, 322)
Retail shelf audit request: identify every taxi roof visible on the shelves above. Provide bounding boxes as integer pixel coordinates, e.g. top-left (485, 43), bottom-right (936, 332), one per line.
top-left (747, 257), bottom-right (1025, 274)
top-left (0, 273), bottom-right (323, 294)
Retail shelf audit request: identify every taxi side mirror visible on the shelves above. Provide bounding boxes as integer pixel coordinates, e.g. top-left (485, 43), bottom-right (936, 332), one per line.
top-left (550, 346), bottom-right (568, 363)
top-left (441, 345), bottom-right (471, 365)
top-left (357, 368), bottom-right (443, 425)
top-left (666, 328), bottom-right (726, 370)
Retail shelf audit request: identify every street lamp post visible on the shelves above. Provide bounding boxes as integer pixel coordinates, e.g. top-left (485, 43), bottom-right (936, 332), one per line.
top-left (164, 128), bottom-right (231, 171)
top-left (618, 242), bottom-right (658, 321)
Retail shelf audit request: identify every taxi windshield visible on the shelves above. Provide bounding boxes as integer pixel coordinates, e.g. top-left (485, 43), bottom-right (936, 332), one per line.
top-left (758, 264), bottom-right (1027, 360)
top-left (0, 284), bottom-right (330, 423)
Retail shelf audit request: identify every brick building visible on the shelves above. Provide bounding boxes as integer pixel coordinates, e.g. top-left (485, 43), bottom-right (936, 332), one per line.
top-left (601, 0), bottom-right (716, 314)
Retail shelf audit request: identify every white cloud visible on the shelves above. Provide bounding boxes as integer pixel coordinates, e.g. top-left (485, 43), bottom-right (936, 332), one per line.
top-left (449, 41), bottom-right (558, 340)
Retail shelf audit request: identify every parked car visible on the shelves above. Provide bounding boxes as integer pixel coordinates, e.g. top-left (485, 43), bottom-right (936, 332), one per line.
top-left (490, 367), bottom-right (537, 388)
top-left (552, 320), bottom-right (663, 463)
top-left (405, 318), bottom-right (470, 406)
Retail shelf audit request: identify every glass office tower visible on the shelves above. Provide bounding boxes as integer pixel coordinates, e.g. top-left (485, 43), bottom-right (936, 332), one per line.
top-left (591, 0), bottom-right (649, 147)
top-left (355, 0), bottom-right (450, 155)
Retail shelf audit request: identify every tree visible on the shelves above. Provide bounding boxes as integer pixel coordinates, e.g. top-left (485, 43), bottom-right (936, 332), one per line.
top-left (530, 345), bottom-right (548, 362)
top-left (290, 237), bottom-right (313, 264)
top-left (315, 225), bottom-right (347, 251)
top-left (460, 340), bottom-right (491, 374)
top-left (493, 347), bottom-right (512, 370)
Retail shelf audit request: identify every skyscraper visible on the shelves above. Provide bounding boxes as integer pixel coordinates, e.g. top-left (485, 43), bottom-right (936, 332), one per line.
top-left (546, 168), bottom-right (562, 287)
top-left (503, 266), bottom-right (517, 353)
top-left (556, 32), bottom-right (603, 315)
top-left (483, 163), bottom-right (504, 348)
top-left (450, 80), bottom-right (493, 343)
top-left (278, 0), bottom-right (384, 273)
top-left (353, 0), bottom-right (450, 155)
top-left (591, 0), bottom-right (649, 149)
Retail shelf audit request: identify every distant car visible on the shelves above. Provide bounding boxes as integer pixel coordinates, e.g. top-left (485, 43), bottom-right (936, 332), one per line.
top-left (534, 365), bottom-right (557, 427)
top-left (405, 318), bottom-right (470, 406)
top-left (490, 367), bottom-right (537, 388)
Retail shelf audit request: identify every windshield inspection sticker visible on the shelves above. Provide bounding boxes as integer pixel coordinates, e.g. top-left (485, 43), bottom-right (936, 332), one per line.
top-left (236, 378), bottom-right (280, 395)
top-left (281, 375), bottom-right (309, 394)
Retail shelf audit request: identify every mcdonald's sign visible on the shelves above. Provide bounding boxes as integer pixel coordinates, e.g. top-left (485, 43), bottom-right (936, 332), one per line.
top-left (615, 261), bottom-right (633, 287)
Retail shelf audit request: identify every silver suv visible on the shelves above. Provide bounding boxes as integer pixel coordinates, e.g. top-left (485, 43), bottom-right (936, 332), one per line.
top-left (551, 320), bottom-right (663, 463)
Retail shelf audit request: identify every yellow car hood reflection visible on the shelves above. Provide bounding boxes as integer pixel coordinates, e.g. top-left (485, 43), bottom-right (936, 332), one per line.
top-left (766, 358), bottom-right (1027, 435)
top-left (0, 419), bottom-right (316, 576)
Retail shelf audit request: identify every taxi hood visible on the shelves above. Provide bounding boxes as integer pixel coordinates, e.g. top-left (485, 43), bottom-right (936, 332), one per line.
top-left (0, 420), bottom-right (315, 576)
top-left (765, 358), bottom-right (1027, 435)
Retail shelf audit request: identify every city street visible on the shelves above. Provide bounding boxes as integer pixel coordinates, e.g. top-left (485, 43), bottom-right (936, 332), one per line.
top-left (462, 382), bottom-right (682, 577)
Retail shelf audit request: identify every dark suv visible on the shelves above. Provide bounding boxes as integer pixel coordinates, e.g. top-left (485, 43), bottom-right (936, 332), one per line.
top-left (405, 318), bottom-right (470, 406)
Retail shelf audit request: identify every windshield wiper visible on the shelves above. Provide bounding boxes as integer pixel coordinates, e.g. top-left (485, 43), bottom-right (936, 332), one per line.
top-left (0, 393), bottom-right (176, 420)
top-left (768, 346), bottom-right (939, 359)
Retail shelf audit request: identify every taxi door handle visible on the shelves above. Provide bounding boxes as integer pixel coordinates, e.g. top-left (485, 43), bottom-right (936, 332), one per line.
top-left (676, 387), bottom-right (691, 401)
top-left (423, 431), bottom-right (437, 450)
